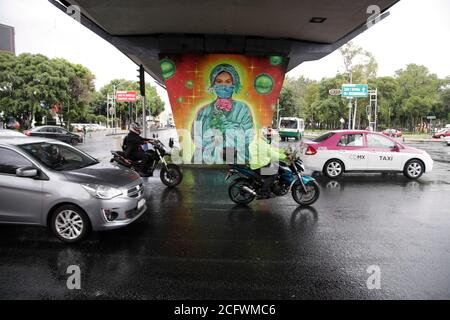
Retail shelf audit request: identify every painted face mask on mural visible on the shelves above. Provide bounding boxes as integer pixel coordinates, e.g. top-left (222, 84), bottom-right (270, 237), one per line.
top-left (213, 85), bottom-right (235, 99)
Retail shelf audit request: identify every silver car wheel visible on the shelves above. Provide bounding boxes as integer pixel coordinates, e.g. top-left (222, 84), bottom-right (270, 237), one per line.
top-left (55, 210), bottom-right (84, 240)
top-left (327, 162), bottom-right (342, 177)
top-left (407, 162), bottom-right (422, 178)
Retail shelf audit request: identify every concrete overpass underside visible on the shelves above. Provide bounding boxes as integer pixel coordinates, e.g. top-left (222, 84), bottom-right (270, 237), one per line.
top-left (50, 0), bottom-right (399, 85)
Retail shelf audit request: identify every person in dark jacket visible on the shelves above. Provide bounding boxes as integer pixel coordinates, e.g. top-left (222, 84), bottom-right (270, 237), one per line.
top-left (124, 122), bottom-right (153, 176)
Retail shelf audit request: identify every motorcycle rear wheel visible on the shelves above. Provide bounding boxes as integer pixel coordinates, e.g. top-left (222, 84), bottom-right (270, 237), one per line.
top-left (228, 178), bottom-right (256, 205)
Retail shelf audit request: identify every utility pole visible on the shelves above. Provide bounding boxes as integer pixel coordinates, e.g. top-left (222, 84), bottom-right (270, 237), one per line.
top-left (347, 69), bottom-right (353, 130)
top-left (106, 94), bottom-right (109, 128)
top-left (353, 98), bottom-right (358, 130)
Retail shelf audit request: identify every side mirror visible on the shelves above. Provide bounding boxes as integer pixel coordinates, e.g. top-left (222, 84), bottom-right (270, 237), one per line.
top-left (392, 143), bottom-right (401, 152)
top-left (16, 166), bottom-right (38, 178)
top-left (169, 138), bottom-right (174, 148)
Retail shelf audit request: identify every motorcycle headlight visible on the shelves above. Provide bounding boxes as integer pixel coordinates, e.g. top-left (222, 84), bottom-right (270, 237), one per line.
top-left (82, 184), bottom-right (123, 200)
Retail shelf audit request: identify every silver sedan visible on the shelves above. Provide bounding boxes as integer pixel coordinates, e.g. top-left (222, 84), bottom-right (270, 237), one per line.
top-left (0, 137), bottom-right (147, 243)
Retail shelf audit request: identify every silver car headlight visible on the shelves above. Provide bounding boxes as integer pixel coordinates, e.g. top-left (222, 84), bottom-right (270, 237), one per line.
top-left (82, 184), bottom-right (123, 200)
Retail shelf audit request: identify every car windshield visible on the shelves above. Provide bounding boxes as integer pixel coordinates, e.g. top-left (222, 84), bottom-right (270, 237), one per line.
top-left (19, 142), bottom-right (98, 171)
top-left (313, 132), bottom-right (335, 142)
top-left (280, 120), bottom-right (297, 129)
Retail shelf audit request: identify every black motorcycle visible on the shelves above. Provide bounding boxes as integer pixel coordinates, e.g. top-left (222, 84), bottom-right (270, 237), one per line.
top-left (225, 156), bottom-right (320, 206)
top-left (110, 137), bottom-right (183, 188)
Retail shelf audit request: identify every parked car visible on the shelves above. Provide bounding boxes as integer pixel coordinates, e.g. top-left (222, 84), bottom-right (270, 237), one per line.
top-left (6, 119), bottom-right (20, 130)
top-left (70, 124), bottom-right (84, 133)
top-left (382, 129), bottom-right (402, 138)
top-left (300, 130), bottom-right (433, 180)
top-left (432, 128), bottom-right (450, 139)
top-left (92, 124), bottom-right (106, 131)
top-left (0, 129), bottom-right (26, 137)
top-left (24, 125), bottom-right (83, 145)
top-left (0, 137), bottom-right (147, 243)
top-left (84, 124), bottom-right (105, 132)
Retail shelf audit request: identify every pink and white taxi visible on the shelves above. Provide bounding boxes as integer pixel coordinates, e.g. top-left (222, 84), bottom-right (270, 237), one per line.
top-left (300, 130), bottom-right (433, 179)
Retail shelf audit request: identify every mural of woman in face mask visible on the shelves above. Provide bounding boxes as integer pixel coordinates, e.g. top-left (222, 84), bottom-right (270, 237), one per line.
top-left (192, 63), bottom-right (254, 164)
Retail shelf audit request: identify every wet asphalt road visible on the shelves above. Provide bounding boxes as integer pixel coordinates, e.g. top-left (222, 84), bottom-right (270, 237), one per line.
top-left (1, 130), bottom-right (450, 299)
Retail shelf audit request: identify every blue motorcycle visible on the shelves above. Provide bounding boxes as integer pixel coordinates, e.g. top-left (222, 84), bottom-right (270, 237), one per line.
top-left (225, 157), bottom-right (320, 205)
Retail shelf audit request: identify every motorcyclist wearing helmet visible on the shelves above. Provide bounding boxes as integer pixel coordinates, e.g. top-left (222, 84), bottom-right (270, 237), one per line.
top-left (124, 122), bottom-right (154, 176)
top-left (249, 128), bottom-right (292, 198)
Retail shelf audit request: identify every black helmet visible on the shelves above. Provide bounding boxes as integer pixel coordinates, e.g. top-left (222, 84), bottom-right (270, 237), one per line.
top-left (130, 122), bottom-right (142, 134)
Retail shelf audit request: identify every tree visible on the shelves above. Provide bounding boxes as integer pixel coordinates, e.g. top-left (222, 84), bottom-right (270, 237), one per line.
top-left (439, 83), bottom-right (450, 123)
top-left (339, 42), bottom-right (378, 83)
top-left (302, 82), bottom-right (319, 129)
top-left (311, 75), bottom-right (349, 129)
top-left (395, 64), bottom-right (443, 131)
top-left (0, 52), bottom-right (95, 129)
top-left (276, 85), bottom-right (297, 125)
top-left (98, 79), bottom-right (165, 129)
top-left (368, 76), bottom-right (400, 128)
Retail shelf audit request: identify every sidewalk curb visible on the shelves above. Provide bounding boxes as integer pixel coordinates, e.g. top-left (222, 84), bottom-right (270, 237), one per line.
top-left (403, 139), bottom-right (444, 143)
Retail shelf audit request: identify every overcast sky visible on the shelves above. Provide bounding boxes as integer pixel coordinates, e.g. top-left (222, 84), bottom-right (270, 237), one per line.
top-left (1, 0), bottom-right (450, 115)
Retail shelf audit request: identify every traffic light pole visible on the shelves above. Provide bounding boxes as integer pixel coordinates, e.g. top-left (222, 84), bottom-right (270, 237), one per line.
top-left (142, 96), bottom-right (146, 138)
top-left (137, 65), bottom-right (146, 138)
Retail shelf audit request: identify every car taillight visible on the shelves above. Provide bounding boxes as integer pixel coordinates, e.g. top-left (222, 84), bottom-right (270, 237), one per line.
top-left (24, 130), bottom-right (31, 136)
top-left (305, 145), bottom-right (317, 155)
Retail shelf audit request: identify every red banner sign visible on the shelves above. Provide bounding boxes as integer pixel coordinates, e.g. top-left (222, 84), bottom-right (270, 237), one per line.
top-left (116, 91), bottom-right (137, 102)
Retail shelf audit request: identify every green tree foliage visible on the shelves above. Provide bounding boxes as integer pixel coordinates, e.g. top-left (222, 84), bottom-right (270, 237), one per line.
top-left (339, 42), bottom-right (378, 83)
top-left (395, 64), bottom-right (445, 130)
top-left (0, 52), bottom-right (165, 130)
top-left (98, 79), bottom-right (164, 128)
top-left (278, 85), bottom-right (297, 119)
top-left (0, 52), bottom-right (96, 129)
top-left (368, 76), bottom-right (399, 127)
top-left (280, 44), bottom-right (449, 132)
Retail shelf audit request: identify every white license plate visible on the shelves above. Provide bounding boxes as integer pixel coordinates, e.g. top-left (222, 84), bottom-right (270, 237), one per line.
top-left (137, 198), bottom-right (146, 210)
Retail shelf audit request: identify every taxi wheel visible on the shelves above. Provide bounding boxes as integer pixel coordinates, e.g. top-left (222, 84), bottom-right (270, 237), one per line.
top-left (403, 159), bottom-right (424, 179)
top-left (323, 159), bottom-right (344, 179)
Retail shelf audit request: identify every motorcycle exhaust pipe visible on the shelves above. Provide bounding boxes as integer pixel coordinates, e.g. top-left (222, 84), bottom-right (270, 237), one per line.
top-left (241, 186), bottom-right (257, 196)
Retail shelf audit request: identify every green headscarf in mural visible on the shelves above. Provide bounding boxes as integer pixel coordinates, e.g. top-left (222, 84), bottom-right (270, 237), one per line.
top-left (208, 63), bottom-right (242, 94)
top-left (192, 63), bottom-right (254, 164)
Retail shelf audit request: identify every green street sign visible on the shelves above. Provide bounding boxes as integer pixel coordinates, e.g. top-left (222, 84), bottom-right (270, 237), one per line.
top-left (341, 84), bottom-right (369, 98)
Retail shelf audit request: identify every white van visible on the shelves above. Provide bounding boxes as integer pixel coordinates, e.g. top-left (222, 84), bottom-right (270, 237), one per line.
top-left (278, 117), bottom-right (305, 141)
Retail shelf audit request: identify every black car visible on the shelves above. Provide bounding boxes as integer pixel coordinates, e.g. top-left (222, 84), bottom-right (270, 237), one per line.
top-left (24, 126), bottom-right (83, 145)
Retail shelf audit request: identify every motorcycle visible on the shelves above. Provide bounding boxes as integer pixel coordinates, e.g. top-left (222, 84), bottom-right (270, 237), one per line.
top-left (225, 156), bottom-right (320, 206)
top-left (110, 136), bottom-right (183, 188)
